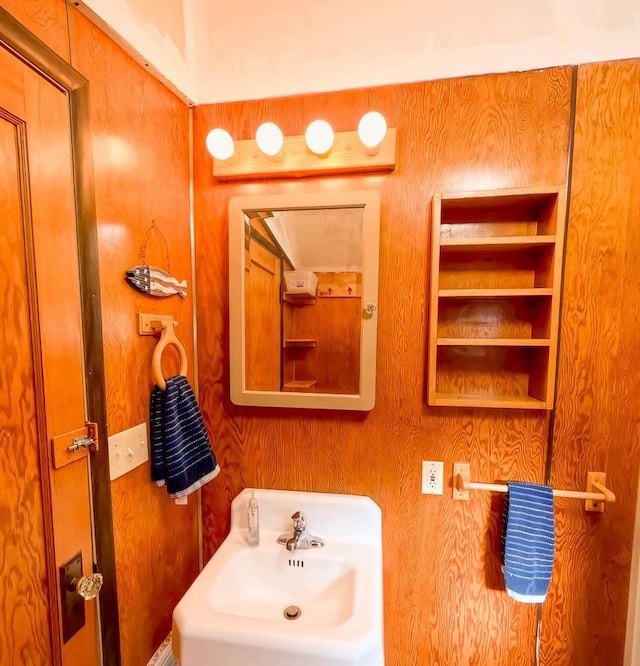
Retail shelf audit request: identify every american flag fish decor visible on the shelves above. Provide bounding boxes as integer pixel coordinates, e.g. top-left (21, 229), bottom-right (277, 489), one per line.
top-left (125, 265), bottom-right (188, 298)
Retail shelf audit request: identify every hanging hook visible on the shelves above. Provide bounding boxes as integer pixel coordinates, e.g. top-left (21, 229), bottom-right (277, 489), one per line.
top-left (151, 321), bottom-right (188, 390)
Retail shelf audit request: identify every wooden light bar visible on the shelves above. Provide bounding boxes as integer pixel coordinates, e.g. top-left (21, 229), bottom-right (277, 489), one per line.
top-left (212, 129), bottom-right (396, 181)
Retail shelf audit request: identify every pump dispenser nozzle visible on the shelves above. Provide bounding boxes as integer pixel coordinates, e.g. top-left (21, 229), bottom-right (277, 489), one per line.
top-left (247, 491), bottom-right (259, 547)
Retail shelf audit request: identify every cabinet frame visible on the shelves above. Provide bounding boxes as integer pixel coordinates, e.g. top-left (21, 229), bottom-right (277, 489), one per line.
top-left (428, 185), bottom-right (567, 409)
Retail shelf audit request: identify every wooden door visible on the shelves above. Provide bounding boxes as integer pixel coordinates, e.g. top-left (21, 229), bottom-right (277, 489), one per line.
top-left (0, 44), bottom-right (100, 666)
top-left (245, 238), bottom-right (282, 390)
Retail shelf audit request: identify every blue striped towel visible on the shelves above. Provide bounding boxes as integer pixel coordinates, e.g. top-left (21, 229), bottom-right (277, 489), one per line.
top-left (150, 375), bottom-right (220, 499)
top-left (501, 481), bottom-right (555, 603)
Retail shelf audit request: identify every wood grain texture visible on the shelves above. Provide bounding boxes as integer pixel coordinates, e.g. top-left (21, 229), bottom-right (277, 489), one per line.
top-left (212, 129), bottom-right (396, 180)
top-left (194, 67), bottom-right (572, 665)
top-left (0, 40), bottom-right (102, 664)
top-left (69, 11), bottom-right (197, 666)
top-left (437, 298), bottom-right (552, 339)
top-left (245, 239), bottom-right (281, 390)
top-left (19, 53), bottom-right (99, 665)
top-left (0, 0), bottom-right (70, 61)
top-left (0, 106), bottom-right (53, 666)
top-left (541, 60), bottom-right (640, 666)
top-left (290, 296), bottom-right (361, 393)
top-left (430, 186), bottom-right (564, 409)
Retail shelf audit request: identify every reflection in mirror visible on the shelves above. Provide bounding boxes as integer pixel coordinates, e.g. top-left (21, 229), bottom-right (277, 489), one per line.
top-left (246, 207), bottom-right (363, 394)
top-left (229, 191), bottom-right (380, 411)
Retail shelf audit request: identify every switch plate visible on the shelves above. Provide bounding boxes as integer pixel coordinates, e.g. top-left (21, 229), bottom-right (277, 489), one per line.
top-left (108, 423), bottom-right (149, 481)
top-left (422, 460), bottom-right (444, 495)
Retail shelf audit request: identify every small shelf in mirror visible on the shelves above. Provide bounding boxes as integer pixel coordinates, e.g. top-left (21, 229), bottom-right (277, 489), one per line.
top-left (283, 292), bottom-right (316, 305)
top-left (283, 379), bottom-right (317, 391)
top-left (283, 339), bottom-right (317, 348)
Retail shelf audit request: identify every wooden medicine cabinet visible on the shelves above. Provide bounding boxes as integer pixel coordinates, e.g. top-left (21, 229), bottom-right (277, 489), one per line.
top-left (428, 186), bottom-right (567, 409)
top-left (229, 190), bottom-right (380, 411)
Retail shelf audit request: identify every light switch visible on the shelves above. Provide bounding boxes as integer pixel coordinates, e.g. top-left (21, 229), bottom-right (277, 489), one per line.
top-left (108, 423), bottom-right (149, 481)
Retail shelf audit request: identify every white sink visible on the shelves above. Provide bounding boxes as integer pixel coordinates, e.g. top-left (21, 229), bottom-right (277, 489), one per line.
top-left (173, 488), bottom-right (384, 666)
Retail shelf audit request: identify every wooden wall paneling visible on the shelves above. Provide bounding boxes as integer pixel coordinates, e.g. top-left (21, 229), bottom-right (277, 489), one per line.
top-left (541, 59), bottom-right (640, 666)
top-left (194, 67), bottom-right (572, 665)
top-left (0, 0), bottom-right (70, 60)
top-left (69, 10), bottom-right (197, 666)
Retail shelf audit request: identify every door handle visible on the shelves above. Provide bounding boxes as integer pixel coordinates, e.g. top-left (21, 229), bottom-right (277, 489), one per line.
top-left (59, 552), bottom-right (102, 642)
top-left (70, 573), bottom-right (103, 601)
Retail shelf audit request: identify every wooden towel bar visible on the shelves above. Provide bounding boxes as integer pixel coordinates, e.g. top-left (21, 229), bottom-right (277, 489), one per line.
top-left (452, 462), bottom-right (615, 513)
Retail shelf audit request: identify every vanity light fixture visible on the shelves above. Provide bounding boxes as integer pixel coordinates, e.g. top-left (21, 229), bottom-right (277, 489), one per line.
top-left (206, 128), bottom-right (236, 162)
top-left (357, 112), bottom-right (387, 155)
top-left (208, 117), bottom-right (396, 181)
top-left (304, 119), bottom-right (334, 155)
top-left (255, 122), bottom-right (284, 158)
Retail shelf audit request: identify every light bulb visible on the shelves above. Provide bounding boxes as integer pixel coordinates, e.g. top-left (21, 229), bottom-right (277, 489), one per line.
top-left (357, 112), bottom-right (387, 153)
top-left (255, 122), bottom-right (284, 157)
top-left (206, 128), bottom-right (235, 160)
top-left (305, 120), bottom-right (334, 155)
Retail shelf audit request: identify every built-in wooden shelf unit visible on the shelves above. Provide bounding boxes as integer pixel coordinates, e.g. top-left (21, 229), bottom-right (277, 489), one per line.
top-left (428, 186), bottom-right (566, 409)
top-left (282, 291), bottom-right (318, 390)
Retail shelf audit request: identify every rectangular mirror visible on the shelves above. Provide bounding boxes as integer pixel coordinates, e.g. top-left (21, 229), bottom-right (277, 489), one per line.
top-left (229, 190), bottom-right (380, 410)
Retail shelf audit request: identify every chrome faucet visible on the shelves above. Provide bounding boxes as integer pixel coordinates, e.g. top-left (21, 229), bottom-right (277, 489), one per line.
top-left (277, 511), bottom-right (325, 551)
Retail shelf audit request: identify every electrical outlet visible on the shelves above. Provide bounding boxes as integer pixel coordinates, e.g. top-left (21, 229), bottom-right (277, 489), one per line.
top-left (422, 460), bottom-right (444, 495)
top-left (108, 423), bottom-right (149, 481)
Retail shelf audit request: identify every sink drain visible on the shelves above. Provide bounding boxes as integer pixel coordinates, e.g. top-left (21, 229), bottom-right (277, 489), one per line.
top-left (283, 605), bottom-right (302, 620)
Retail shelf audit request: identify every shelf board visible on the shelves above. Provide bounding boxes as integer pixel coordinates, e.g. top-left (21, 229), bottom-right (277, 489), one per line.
top-left (283, 292), bottom-right (316, 305)
top-left (282, 380), bottom-right (317, 390)
top-left (436, 338), bottom-right (550, 347)
top-left (431, 392), bottom-right (549, 410)
top-left (439, 186), bottom-right (560, 207)
top-left (438, 288), bottom-right (553, 298)
top-left (283, 339), bottom-right (317, 348)
top-left (439, 235), bottom-right (556, 252)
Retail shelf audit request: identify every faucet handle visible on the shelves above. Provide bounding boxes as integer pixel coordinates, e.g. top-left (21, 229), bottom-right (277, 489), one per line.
top-left (291, 511), bottom-right (307, 532)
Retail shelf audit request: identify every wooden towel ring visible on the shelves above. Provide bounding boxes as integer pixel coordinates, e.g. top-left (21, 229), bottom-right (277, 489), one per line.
top-left (152, 321), bottom-right (188, 390)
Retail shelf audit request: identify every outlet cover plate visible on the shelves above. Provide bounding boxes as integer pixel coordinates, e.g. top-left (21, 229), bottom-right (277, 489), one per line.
top-left (109, 423), bottom-right (149, 481)
top-left (422, 460), bottom-right (444, 495)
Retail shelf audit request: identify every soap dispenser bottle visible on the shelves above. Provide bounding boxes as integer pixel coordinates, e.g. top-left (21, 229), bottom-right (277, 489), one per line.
top-left (247, 492), bottom-right (259, 547)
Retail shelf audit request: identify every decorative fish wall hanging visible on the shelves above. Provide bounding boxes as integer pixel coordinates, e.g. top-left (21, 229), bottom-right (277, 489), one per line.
top-left (125, 265), bottom-right (188, 298)
top-left (125, 220), bottom-right (187, 298)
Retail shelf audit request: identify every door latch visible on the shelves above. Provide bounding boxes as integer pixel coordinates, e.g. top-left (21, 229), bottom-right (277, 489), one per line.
top-left (68, 433), bottom-right (95, 453)
top-left (52, 422), bottom-right (99, 469)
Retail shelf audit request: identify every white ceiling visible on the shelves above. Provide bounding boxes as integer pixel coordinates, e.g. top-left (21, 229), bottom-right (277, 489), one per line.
top-left (265, 208), bottom-right (364, 273)
top-left (75, 0), bottom-right (640, 105)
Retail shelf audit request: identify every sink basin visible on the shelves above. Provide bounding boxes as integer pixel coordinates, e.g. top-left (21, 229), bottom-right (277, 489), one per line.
top-left (208, 547), bottom-right (356, 627)
top-left (173, 488), bottom-right (384, 666)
